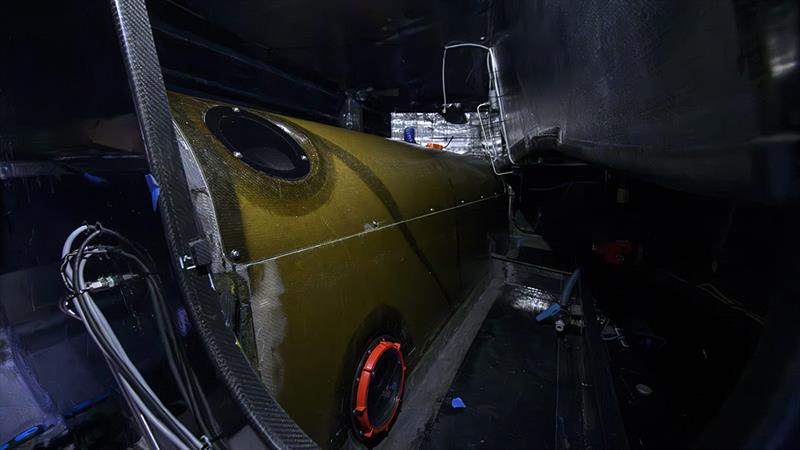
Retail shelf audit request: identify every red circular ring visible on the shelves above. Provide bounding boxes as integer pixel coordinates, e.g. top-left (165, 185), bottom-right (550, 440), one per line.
top-left (352, 340), bottom-right (406, 439)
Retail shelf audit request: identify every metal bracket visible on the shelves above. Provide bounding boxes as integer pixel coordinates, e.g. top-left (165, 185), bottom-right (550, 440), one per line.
top-left (179, 238), bottom-right (212, 272)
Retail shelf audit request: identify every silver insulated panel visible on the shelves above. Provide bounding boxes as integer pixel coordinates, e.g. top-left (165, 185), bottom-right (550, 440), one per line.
top-left (390, 112), bottom-right (501, 157)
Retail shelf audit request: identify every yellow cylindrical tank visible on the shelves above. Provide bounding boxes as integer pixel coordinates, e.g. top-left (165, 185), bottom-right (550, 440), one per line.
top-left (169, 92), bottom-right (507, 447)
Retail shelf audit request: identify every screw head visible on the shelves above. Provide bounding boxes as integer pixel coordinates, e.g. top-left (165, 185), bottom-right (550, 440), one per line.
top-left (229, 249), bottom-right (241, 260)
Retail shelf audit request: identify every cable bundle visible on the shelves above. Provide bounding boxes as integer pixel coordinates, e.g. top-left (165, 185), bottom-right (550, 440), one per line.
top-left (60, 224), bottom-right (215, 450)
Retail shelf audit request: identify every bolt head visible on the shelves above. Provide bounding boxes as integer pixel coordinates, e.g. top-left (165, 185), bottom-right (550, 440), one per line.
top-left (229, 249), bottom-right (241, 260)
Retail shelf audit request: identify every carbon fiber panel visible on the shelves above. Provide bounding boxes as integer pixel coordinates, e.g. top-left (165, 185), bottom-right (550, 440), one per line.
top-left (110, 1), bottom-right (318, 448)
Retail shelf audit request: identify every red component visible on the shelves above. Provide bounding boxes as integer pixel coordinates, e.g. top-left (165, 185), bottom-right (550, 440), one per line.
top-left (593, 240), bottom-right (633, 264)
top-left (352, 340), bottom-right (406, 439)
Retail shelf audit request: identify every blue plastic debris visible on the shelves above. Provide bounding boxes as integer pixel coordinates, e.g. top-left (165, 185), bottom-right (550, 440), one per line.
top-left (536, 303), bottom-right (561, 322)
top-left (451, 397), bottom-right (466, 409)
top-left (145, 174), bottom-right (160, 211)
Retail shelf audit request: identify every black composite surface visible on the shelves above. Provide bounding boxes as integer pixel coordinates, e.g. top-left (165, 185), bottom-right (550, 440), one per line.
top-left (421, 289), bottom-right (560, 449)
top-left (420, 261), bottom-right (624, 450)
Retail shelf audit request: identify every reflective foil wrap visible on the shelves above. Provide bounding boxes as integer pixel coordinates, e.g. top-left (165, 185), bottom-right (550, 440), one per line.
top-left (390, 112), bottom-right (502, 156)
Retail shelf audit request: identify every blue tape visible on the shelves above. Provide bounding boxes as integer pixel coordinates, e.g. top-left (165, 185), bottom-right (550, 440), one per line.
top-left (145, 174), bottom-right (160, 211)
top-left (536, 303), bottom-right (561, 322)
top-left (14, 425), bottom-right (41, 442)
top-left (451, 397), bottom-right (466, 409)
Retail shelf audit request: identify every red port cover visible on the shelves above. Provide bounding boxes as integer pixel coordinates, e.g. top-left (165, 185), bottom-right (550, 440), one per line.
top-left (352, 340), bottom-right (406, 439)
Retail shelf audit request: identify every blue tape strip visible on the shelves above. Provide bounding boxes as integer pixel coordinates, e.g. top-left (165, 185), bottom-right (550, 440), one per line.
top-left (14, 425), bottom-right (41, 442)
top-left (145, 174), bottom-right (160, 211)
top-left (536, 303), bottom-right (561, 322)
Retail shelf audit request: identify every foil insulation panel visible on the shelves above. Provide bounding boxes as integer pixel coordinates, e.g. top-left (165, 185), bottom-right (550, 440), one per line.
top-left (390, 112), bottom-right (502, 157)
